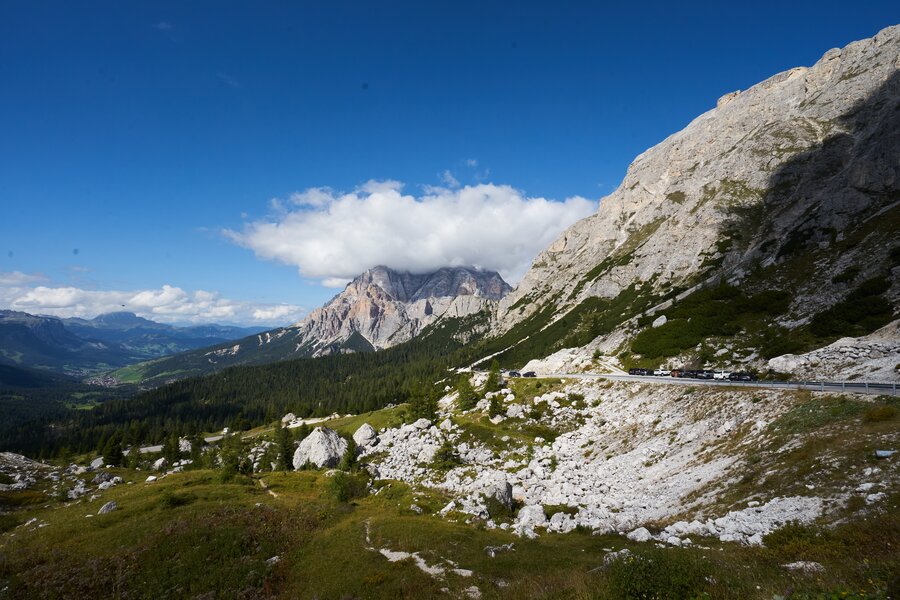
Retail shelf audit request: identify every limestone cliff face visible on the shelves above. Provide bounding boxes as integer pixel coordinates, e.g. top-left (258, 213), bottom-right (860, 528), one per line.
top-left (498, 25), bottom-right (900, 333)
top-left (295, 266), bottom-right (511, 354)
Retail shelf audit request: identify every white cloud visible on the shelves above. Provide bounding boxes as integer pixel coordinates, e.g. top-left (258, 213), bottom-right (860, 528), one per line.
top-left (225, 181), bottom-right (597, 285)
top-left (440, 170), bottom-right (460, 188)
top-left (155, 21), bottom-right (173, 31)
top-left (321, 277), bottom-right (351, 289)
top-left (0, 279), bottom-right (304, 326)
top-left (0, 271), bottom-right (47, 286)
top-left (252, 305), bottom-right (301, 321)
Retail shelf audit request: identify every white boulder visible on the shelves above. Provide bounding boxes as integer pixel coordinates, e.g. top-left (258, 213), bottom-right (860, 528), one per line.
top-left (292, 427), bottom-right (348, 469)
top-left (353, 423), bottom-right (378, 447)
top-left (514, 504), bottom-right (547, 538)
top-left (478, 471), bottom-right (513, 509)
top-left (627, 527), bottom-right (653, 542)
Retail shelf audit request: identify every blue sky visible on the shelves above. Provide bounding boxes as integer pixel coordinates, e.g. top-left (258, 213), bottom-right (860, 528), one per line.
top-left (1, 2), bottom-right (896, 325)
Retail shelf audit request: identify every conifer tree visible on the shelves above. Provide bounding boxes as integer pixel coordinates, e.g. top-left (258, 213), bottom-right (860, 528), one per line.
top-left (484, 359), bottom-right (502, 393)
top-left (456, 374), bottom-right (478, 411)
top-left (101, 432), bottom-right (124, 466)
top-left (338, 436), bottom-right (357, 472)
top-left (276, 425), bottom-right (294, 471)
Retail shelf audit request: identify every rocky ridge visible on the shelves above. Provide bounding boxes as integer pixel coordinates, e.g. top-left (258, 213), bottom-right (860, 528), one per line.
top-left (494, 25), bottom-right (900, 366)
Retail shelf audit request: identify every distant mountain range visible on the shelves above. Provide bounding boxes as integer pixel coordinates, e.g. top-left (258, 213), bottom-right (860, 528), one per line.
top-left (0, 310), bottom-right (264, 377)
top-left (114, 266), bottom-right (512, 385)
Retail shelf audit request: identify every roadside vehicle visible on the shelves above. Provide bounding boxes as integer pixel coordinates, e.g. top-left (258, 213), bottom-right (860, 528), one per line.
top-left (713, 371), bottom-right (731, 380)
top-left (670, 369), bottom-right (684, 378)
top-left (654, 369), bottom-right (671, 377)
top-left (697, 370), bottom-right (715, 379)
top-left (522, 371), bottom-right (537, 378)
top-left (728, 372), bottom-right (757, 381)
top-left (508, 371), bottom-right (522, 378)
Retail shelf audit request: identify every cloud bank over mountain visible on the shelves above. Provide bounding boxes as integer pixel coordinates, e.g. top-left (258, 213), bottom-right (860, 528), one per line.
top-left (225, 181), bottom-right (597, 287)
top-left (0, 276), bottom-right (304, 326)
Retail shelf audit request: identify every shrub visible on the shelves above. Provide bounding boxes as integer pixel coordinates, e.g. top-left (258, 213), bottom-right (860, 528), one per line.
top-left (831, 266), bottom-right (860, 284)
top-left (631, 285), bottom-right (792, 359)
top-left (763, 521), bottom-right (836, 555)
top-left (891, 245), bottom-right (900, 266)
top-left (810, 276), bottom-right (893, 338)
top-left (325, 471), bottom-right (368, 503)
top-left (758, 327), bottom-right (807, 359)
top-left (567, 392), bottom-right (585, 404)
top-left (543, 504), bottom-right (578, 519)
top-left (864, 404), bottom-right (898, 423)
top-left (483, 495), bottom-right (516, 521)
top-left (431, 440), bottom-right (462, 471)
top-left (605, 547), bottom-right (711, 599)
top-left (159, 489), bottom-right (194, 509)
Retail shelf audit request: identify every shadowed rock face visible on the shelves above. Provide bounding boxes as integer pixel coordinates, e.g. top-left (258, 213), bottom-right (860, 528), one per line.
top-left (498, 24), bottom-right (900, 334)
top-left (352, 266), bottom-right (512, 303)
top-left (295, 266), bottom-right (512, 354)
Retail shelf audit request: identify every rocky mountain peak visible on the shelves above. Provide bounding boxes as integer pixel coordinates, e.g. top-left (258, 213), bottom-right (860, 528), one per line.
top-left (293, 266), bottom-right (511, 355)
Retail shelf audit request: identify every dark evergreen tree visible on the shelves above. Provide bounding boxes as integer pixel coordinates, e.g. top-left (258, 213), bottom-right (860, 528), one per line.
top-left (276, 425), bottom-right (294, 471)
top-left (101, 432), bottom-right (124, 467)
top-left (483, 359), bottom-right (502, 393)
top-left (455, 374), bottom-right (479, 411)
top-left (488, 395), bottom-right (503, 418)
top-left (338, 436), bottom-right (357, 472)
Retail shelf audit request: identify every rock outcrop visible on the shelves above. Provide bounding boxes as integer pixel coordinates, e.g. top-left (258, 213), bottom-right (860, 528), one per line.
top-left (768, 319), bottom-right (900, 381)
top-left (357, 374), bottom-right (896, 544)
top-left (496, 25), bottom-right (900, 363)
top-left (292, 427), bottom-right (348, 469)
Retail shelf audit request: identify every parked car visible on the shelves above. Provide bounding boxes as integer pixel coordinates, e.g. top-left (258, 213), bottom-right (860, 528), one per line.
top-left (654, 369), bottom-right (671, 377)
top-left (697, 370), bottom-right (715, 380)
top-left (670, 369), bottom-right (684, 378)
top-left (508, 371), bottom-right (521, 378)
top-left (522, 371), bottom-right (537, 378)
top-left (728, 372), bottom-right (757, 381)
top-left (713, 371), bottom-right (731, 380)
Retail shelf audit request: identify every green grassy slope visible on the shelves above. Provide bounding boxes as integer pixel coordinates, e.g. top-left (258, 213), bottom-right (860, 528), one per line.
top-left (1, 467), bottom-right (896, 599)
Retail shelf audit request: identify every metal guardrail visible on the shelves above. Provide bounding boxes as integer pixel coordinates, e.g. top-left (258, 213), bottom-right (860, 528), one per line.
top-left (600, 374), bottom-right (899, 396)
